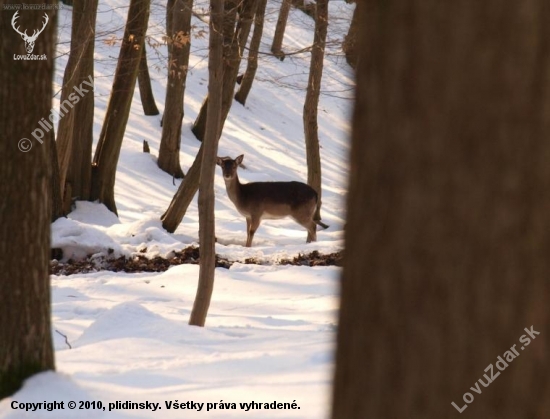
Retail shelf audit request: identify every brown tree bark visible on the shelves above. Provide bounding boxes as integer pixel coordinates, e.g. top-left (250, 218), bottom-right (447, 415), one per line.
top-left (331, 2), bottom-right (550, 419)
top-left (90, 0), bottom-right (151, 215)
top-left (271, 0), bottom-right (291, 60)
top-left (303, 0), bottom-right (328, 234)
top-left (191, 0), bottom-right (256, 142)
top-left (234, 0), bottom-right (267, 105)
top-left (188, 0), bottom-right (224, 327)
top-left (137, 44), bottom-right (160, 116)
top-left (48, 129), bottom-right (63, 221)
top-left (157, 0), bottom-right (193, 178)
top-left (0, 2), bottom-right (56, 397)
top-left (56, 0), bottom-right (98, 214)
top-left (342, 1), bottom-right (359, 69)
top-left (160, 143), bottom-right (203, 232)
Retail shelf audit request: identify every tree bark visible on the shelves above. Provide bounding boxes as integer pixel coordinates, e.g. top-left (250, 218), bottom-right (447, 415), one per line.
top-left (188, 0), bottom-right (224, 327)
top-left (158, 0), bottom-right (193, 178)
top-left (271, 0), bottom-right (291, 59)
top-left (0, 3), bottom-right (56, 398)
top-left (342, 2), bottom-right (359, 69)
top-left (331, 2), bottom-right (550, 418)
top-left (191, 0), bottom-right (256, 142)
top-left (137, 44), bottom-right (160, 115)
top-left (56, 0), bottom-right (98, 214)
top-left (234, 0), bottom-right (267, 105)
top-left (160, 143), bottom-right (203, 232)
top-left (48, 129), bottom-right (63, 221)
top-left (303, 0), bottom-right (328, 234)
top-left (90, 0), bottom-right (151, 215)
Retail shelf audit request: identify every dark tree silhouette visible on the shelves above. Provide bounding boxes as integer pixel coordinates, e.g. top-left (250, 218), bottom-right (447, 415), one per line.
top-left (157, 0), bottom-right (193, 178)
top-left (191, 0), bottom-right (256, 142)
top-left (235, 0), bottom-right (267, 105)
top-left (0, 4), bottom-right (56, 398)
top-left (137, 44), bottom-right (160, 116)
top-left (271, 0), bottom-right (291, 59)
top-left (303, 0), bottom-right (328, 231)
top-left (90, 0), bottom-right (151, 215)
top-left (56, 0), bottom-right (98, 214)
top-left (332, 2), bottom-right (550, 418)
top-left (188, 0), bottom-right (224, 327)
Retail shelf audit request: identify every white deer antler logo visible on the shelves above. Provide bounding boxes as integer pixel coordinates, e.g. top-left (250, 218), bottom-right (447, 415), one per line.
top-left (11, 11), bottom-right (49, 54)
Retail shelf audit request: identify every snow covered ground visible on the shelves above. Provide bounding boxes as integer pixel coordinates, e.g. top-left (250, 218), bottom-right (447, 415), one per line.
top-left (0, 0), bottom-right (353, 417)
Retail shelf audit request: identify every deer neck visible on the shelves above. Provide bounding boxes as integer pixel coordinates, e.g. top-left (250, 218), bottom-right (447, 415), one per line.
top-left (224, 173), bottom-right (243, 206)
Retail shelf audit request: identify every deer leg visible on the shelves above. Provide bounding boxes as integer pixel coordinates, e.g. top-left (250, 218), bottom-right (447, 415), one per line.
top-left (246, 217), bottom-right (261, 247)
top-left (306, 220), bottom-right (317, 243)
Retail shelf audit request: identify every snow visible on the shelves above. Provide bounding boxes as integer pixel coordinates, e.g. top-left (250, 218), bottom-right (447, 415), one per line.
top-left (0, 0), bottom-right (353, 417)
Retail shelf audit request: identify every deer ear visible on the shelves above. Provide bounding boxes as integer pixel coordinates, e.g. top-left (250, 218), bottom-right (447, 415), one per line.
top-left (235, 154), bottom-right (244, 165)
top-left (216, 157), bottom-right (223, 166)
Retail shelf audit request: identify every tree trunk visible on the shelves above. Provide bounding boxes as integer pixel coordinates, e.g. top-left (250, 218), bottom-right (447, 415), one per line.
top-left (271, 0), bottom-right (291, 59)
top-left (158, 0), bottom-right (193, 178)
top-left (342, 1), bottom-right (359, 69)
top-left (56, 0), bottom-right (98, 214)
top-left (303, 0), bottom-right (328, 235)
top-left (137, 44), bottom-right (160, 115)
top-left (331, 2), bottom-right (550, 418)
top-left (234, 0), bottom-right (267, 105)
top-left (90, 0), bottom-right (151, 215)
top-left (0, 3), bottom-right (56, 398)
top-left (48, 129), bottom-right (63, 221)
top-left (192, 0), bottom-right (256, 142)
top-left (188, 0), bottom-right (225, 327)
top-left (160, 143), bottom-right (203, 232)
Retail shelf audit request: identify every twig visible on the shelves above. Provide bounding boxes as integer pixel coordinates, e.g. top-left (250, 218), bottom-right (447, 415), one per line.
top-left (55, 329), bottom-right (72, 349)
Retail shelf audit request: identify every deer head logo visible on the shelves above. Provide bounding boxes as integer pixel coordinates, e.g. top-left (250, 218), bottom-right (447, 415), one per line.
top-left (11, 11), bottom-right (49, 54)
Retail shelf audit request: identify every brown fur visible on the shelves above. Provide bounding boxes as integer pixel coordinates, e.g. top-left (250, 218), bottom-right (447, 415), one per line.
top-left (217, 155), bottom-right (322, 247)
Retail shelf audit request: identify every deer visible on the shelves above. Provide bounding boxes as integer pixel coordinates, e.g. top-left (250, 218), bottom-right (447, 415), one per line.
top-left (217, 155), bottom-right (329, 247)
top-left (12, 11), bottom-right (49, 54)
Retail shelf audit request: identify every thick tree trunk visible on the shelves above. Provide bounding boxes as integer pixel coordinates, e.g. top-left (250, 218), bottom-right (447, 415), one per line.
top-left (331, 2), bottom-right (550, 419)
top-left (234, 0), bottom-right (267, 105)
top-left (271, 0), bottom-right (291, 59)
top-left (342, 2), bottom-right (359, 69)
top-left (191, 0), bottom-right (256, 142)
top-left (160, 143), bottom-right (203, 232)
top-left (188, 0), bottom-right (224, 327)
top-left (0, 3), bottom-right (56, 398)
top-left (158, 0), bottom-right (193, 178)
top-left (303, 0), bottom-right (328, 234)
top-left (90, 0), bottom-right (151, 215)
top-left (137, 44), bottom-right (160, 116)
top-left (56, 0), bottom-right (98, 214)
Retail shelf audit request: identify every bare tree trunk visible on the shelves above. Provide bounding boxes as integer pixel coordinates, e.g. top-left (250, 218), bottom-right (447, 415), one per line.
top-left (331, 2), bottom-right (550, 418)
top-left (137, 44), bottom-right (160, 115)
top-left (303, 0), bottom-right (328, 234)
top-left (235, 0), bottom-right (267, 105)
top-left (191, 0), bottom-right (256, 142)
top-left (161, 143), bottom-right (203, 232)
top-left (271, 0), bottom-right (291, 60)
top-left (342, 2), bottom-right (359, 69)
top-left (158, 0), bottom-right (193, 178)
top-left (0, 4), bottom-right (56, 397)
top-left (56, 0), bottom-right (98, 214)
top-left (90, 0), bottom-right (151, 215)
top-left (48, 129), bottom-right (63, 221)
top-left (188, 0), bottom-right (225, 327)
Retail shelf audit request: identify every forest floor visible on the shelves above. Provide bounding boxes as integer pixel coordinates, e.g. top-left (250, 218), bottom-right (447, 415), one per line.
top-left (51, 247), bottom-right (343, 275)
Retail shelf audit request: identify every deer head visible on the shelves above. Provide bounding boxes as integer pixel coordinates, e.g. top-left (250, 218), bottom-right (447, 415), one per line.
top-left (12, 11), bottom-right (49, 54)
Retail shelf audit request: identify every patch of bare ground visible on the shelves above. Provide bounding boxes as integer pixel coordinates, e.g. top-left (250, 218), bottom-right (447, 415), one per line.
top-left (50, 246), bottom-right (343, 276)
